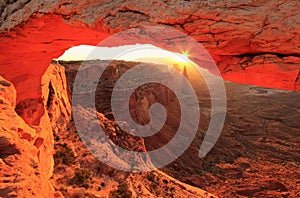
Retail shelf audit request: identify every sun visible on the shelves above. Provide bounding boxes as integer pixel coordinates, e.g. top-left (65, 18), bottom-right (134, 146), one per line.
top-left (181, 51), bottom-right (190, 58)
top-left (168, 50), bottom-right (192, 65)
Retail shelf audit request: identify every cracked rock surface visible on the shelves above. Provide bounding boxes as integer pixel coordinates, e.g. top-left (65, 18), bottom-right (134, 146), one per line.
top-left (1, 1), bottom-right (299, 197)
top-left (0, 0), bottom-right (299, 94)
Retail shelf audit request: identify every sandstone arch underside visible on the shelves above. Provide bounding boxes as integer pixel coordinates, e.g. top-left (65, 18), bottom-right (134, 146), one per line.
top-left (0, 0), bottom-right (300, 103)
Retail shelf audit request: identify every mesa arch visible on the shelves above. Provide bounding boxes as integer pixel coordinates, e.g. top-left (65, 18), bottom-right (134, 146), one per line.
top-left (0, 1), bottom-right (299, 196)
top-left (1, 0), bottom-right (300, 105)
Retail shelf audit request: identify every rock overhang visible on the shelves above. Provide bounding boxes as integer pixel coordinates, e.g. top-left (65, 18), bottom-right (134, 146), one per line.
top-left (0, 0), bottom-right (300, 104)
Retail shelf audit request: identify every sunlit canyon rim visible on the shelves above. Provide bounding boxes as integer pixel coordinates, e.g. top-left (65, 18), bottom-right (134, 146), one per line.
top-left (0, 0), bottom-right (299, 198)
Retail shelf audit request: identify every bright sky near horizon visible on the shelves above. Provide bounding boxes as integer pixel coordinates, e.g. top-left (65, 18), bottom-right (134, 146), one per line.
top-left (55, 44), bottom-right (221, 95)
top-left (56, 44), bottom-right (192, 66)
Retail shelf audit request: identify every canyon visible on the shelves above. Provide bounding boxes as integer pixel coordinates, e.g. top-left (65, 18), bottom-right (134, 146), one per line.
top-left (0, 60), bottom-right (219, 197)
top-left (62, 60), bottom-right (299, 197)
top-left (1, 59), bottom-right (299, 197)
top-left (0, 0), bottom-right (300, 197)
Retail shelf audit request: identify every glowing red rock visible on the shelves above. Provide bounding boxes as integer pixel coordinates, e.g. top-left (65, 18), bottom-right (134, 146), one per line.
top-left (0, 14), bottom-right (110, 103)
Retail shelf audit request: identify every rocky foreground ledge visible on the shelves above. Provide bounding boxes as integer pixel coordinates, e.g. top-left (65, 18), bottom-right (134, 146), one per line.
top-left (0, 62), bottom-right (217, 197)
top-left (0, 64), bottom-right (71, 197)
top-left (0, 1), bottom-right (299, 197)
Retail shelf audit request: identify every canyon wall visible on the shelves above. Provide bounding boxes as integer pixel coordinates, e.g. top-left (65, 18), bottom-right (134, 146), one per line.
top-left (59, 60), bottom-right (174, 124)
top-left (0, 1), bottom-right (299, 197)
top-left (0, 1), bottom-right (299, 106)
top-left (0, 64), bottom-right (71, 197)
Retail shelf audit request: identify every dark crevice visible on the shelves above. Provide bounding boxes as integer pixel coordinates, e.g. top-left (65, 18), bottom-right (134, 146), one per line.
top-left (0, 137), bottom-right (20, 159)
top-left (0, 80), bottom-right (11, 87)
top-left (47, 82), bottom-right (55, 108)
top-left (230, 52), bottom-right (300, 59)
top-left (161, 35), bottom-right (188, 41)
top-left (47, 82), bottom-right (55, 120)
top-left (24, 0), bottom-right (31, 6)
top-left (119, 8), bottom-right (148, 17)
top-left (41, 38), bottom-right (76, 44)
top-left (61, 2), bottom-right (72, 6)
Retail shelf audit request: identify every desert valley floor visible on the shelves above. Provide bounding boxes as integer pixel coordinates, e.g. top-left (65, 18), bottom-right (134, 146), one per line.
top-left (45, 60), bottom-right (300, 197)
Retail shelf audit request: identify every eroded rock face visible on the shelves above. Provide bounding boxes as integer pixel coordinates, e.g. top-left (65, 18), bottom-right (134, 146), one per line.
top-left (0, 64), bottom-right (71, 197)
top-left (42, 63), bottom-right (72, 133)
top-left (0, 1), bottom-right (299, 105)
top-left (0, 1), bottom-right (299, 197)
top-left (0, 76), bottom-right (55, 197)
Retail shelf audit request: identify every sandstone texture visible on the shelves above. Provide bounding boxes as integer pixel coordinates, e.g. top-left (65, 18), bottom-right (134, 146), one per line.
top-left (50, 104), bottom-right (216, 198)
top-left (0, 59), bottom-right (217, 197)
top-left (57, 59), bottom-right (300, 197)
top-left (0, 76), bottom-right (55, 197)
top-left (0, 1), bottom-right (300, 197)
top-left (0, 0), bottom-right (300, 106)
top-left (0, 63), bottom-right (71, 197)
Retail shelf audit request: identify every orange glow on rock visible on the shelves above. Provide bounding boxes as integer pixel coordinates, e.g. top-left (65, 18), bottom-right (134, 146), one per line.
top-left (0, 14), bottom-right (110, 103)
top-left (1, 13), bottom-right (299, 107)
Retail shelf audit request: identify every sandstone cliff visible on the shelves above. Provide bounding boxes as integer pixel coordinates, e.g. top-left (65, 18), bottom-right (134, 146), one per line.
top-left (0, 64), bottom-right (71, 197)
top-left (0, 60), bottom-right (218, 197)
top-left (0, 1), bottom-right (300, 197)
top-left (0, 75), bottom-right (56, 197)
top-left (0, 1), bottom-right (299, 109)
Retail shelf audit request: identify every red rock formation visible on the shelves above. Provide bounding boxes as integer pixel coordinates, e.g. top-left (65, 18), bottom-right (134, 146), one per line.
top-left (0, 1), bottom-right (299, 106)
top-left (0, 1), bottom-right (299, 197)
top-left (0, 14), bottom-right (109, 103)
top-left (0, 63), bottom-right (71, 197)
top-left (0, 76), bottom-right (55, 197)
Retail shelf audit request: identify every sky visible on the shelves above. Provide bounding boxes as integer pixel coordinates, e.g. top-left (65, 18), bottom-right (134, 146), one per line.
top-left (55, 43), bottom-right (222, 99)
top-left (55, 44), bottom-right (192, 66)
